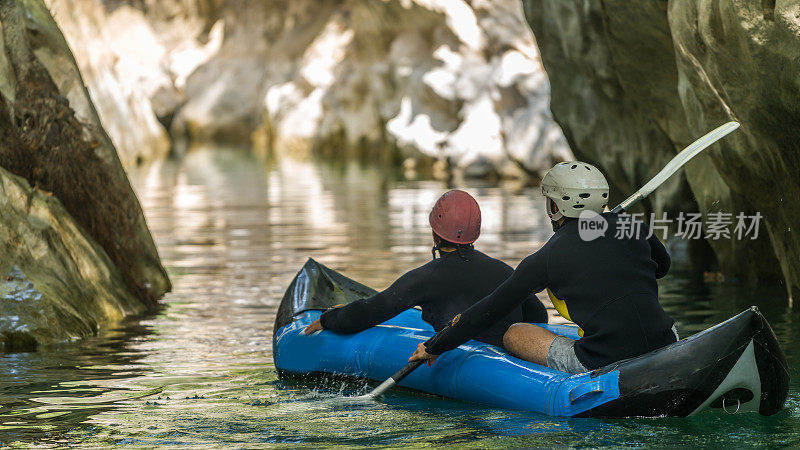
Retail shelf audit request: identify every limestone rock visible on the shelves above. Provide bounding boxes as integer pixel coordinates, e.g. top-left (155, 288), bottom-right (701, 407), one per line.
top-left (36, 0), bottom-right (571, 178)
top-left (523, 0), bottom-right (798, 296)
top-left (1, 0), bottom-right (170, 324)
top-left (43, 0), bottom-right (223, 168)
top-left (668, 0), bottom-right (800, 298)
top-left (40, 0), bottom-right (167, 168)
top-left (0, 167), bottom-right (145, 351)
top-left (252, 0), bottom-right (572, 178)
top-left (61, 0), bottom-right (568, 178)
top-left (521, 1), bottom-right (694, 214)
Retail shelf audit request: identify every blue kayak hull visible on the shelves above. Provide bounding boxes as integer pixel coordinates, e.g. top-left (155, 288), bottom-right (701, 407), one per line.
top-left (275, 309), bottom-right (620, 416)
top-left (272, 259), bottom-right (789, 417)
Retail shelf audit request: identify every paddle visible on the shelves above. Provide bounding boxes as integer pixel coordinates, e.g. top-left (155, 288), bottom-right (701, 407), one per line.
top-left (359, 121), bottom-right (741, 400)
top-left (611, 121), bottom-right (740, 213)
top-left (353, 360), bottom-right (424, 400)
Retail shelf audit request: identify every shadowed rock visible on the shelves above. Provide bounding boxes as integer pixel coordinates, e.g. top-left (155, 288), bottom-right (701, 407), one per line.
top-left (523, 0), bottom-right (798, 297)
top-left (0, 0), bottom-right (170, 349)
top-left (0, 168), bottom-right (146, 351)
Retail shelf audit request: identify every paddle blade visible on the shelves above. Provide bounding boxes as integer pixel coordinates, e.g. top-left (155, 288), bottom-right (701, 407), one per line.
top-left (614, 121), bottom-right (740, 212)
top-left (639, 121), bottom-right (739, 198)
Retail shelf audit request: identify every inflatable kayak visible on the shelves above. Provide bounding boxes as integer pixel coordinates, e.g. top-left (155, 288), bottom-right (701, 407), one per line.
top-left (272, 259), bottom-right (789, 417)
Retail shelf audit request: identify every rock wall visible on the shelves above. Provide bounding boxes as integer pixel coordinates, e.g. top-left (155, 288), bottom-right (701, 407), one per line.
top-left (48, 0), bottom-right (572, 179)
top-left (0, 168), bottom-right (144, 351)
top-left (0, 0), bottom-right (171, 349)
top-left (43, 0), bottom-right (222, 169)
top-left (523, 0), bottom-right (799, 298)
top-left (247, 0), bottom-right (572, 178)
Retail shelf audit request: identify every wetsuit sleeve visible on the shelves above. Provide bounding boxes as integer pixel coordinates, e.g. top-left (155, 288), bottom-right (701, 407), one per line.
top-left (425, 250), bottom-right (549, 355)
top-left (647, 234), bottom-right (671, 279)
top-left (521, 294), bottom-right (548, 323)
top-left (319, 268), bottom-right (424, 334)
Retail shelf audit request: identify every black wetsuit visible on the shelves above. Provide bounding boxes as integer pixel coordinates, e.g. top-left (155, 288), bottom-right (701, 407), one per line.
top-left (320, 248), bottom-right (548, 347)
top-left (426, 213), bottom-right (676, 370)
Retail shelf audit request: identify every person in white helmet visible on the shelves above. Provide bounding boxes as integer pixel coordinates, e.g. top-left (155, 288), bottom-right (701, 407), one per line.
top-left (409, 161), bottom-right (677, 373)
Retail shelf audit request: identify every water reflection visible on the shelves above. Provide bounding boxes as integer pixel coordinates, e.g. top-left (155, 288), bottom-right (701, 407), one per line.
top-left (0, 147), bottom-right (797, 446)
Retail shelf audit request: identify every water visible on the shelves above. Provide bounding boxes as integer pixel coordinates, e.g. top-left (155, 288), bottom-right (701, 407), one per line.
top-left (1, 147), bottom-right (798, 447)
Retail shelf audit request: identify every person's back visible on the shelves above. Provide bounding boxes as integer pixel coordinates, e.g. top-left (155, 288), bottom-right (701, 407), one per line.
top-left (304, 189), bottom-right (548, 347)
top-left (542, 213), bottom-right (675, 368)
top-left (421, 249), bottom-right (535, 344)
top-left (319, 247), bottom-right (545, 347)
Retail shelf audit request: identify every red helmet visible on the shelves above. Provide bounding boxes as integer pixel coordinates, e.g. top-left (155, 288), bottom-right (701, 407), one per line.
top-left (429, 190), bottom-right (481, 244)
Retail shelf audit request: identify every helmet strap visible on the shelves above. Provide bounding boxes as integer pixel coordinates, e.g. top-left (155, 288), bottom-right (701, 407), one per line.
top-left (546, 198), bottom-right (565, 231)
top-left (546, 198), bottom-right (564, 222)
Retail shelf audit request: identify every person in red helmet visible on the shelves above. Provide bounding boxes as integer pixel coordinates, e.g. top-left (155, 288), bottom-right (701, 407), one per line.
top-left (303, 190), bottom-right (548, 349)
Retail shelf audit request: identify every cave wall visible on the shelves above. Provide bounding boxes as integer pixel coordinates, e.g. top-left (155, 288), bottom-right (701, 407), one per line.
top-left (523, 0), bottom-right (798, 297)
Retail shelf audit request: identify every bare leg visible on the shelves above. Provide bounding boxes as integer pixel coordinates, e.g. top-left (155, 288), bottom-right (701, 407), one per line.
top-left (502, 323), bottom-right (558, 366)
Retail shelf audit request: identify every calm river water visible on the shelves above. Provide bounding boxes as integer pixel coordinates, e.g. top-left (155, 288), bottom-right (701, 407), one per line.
top-left (1, 147), bottom-right (798, 447)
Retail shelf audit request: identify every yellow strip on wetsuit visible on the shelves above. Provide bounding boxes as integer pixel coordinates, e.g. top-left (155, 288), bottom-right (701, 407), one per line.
top-left (547, 288), bottom-right (584, 337)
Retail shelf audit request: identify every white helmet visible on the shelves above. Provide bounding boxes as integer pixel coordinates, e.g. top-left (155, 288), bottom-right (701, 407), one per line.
top-left (541, 161), bottom-right (609, 220)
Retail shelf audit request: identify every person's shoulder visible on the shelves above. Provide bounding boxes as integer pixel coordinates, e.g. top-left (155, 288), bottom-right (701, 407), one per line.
top-left (387, 259), bottom-right (439, 288)
top-left (406, 258), bottom-right (439, 276)
top-left (544, 223), bottom-right (571, 247)
top-left (470, 249), bottom-right (512, 269)
top-left (381, 260), bottom-right (438, 297)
